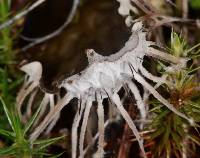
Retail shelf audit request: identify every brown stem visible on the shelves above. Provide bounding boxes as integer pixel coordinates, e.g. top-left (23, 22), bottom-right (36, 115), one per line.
top-left (117, 123), bottom-right (132, 158)
top-left (182, 0), bottom-right (188, 40)
top-left (117, 102), bottom-right (137, 158)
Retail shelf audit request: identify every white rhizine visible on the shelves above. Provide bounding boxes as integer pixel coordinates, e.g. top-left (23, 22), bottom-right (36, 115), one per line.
top-left (16, 62), bottom-right (42, 119)
top-left (116, 0), bottom-right (138, 16)
top-left (72, 99), bottom-right (86, 158)
top-left (95, 93), bottom-right (105, 158)
top-left (25, 89), bottom-right (38, 118)
top-left (111, 92), bottom-right (146, 157)
top-left (78, 99), bottom-right (93, 158)
top-left (127, 81), bottom-right (146, 121)
top-left (29, 93), bottom-right (74, 141)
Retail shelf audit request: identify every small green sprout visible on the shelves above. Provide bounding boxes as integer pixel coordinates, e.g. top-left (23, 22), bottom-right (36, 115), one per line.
top-left (147, 32), bottom-right (200, 158)
top-left (0, 97), bottom-right (64, 158)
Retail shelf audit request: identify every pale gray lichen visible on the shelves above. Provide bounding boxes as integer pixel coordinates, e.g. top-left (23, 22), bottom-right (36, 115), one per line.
top-left (15, 2), bottom-right (194, 157)
top-left (17, 21), bottom-right (192, 158)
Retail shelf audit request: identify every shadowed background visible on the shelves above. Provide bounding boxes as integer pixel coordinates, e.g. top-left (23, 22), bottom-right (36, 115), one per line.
top-left (20, 0), bottom-right (131, 91)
